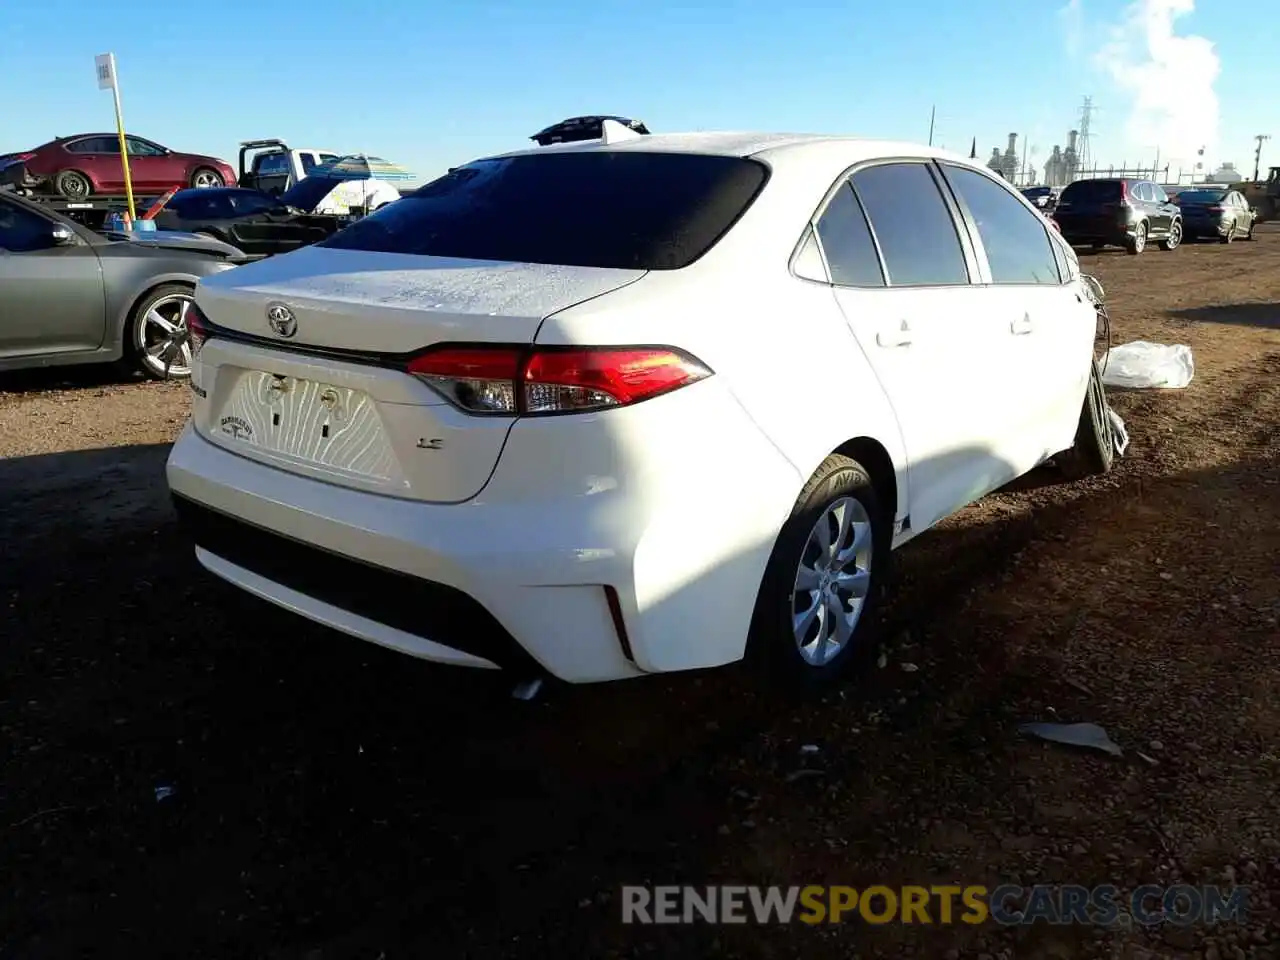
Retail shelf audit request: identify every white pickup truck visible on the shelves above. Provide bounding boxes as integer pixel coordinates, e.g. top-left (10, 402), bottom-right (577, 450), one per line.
top-left (237, 139), bottom-right (340, 196)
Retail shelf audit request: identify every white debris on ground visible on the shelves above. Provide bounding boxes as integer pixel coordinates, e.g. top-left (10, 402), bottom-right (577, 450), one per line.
top-left (1108, 406), bottom-right (1129, 456)
top-left (1100, 341), bottom-right (1195, 389)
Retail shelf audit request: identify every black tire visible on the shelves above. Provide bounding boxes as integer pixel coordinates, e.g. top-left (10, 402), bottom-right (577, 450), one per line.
top-left (1158, 219), bottom-right (1182, 251)
top-left (190, 167), bottom-right (225, 189)
top-left (124, 282), bottom-right (196, 381)
top-left (55, 169), bottom-right (92, 200)
top-left (1058, 357), bottom-right (1115, 480)
top-left (1243, 220), bottom-right (1255, 241)
top-left (1125, 222), bottom-right (1147, 255)
top-left (747, 455), bottom-right (891, 688)
top-left (1222, 224), bottom-right (1235, 244)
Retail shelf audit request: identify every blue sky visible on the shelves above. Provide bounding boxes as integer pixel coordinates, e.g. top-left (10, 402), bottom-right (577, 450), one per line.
top-left (1, 0), bottom-right (1272, 185)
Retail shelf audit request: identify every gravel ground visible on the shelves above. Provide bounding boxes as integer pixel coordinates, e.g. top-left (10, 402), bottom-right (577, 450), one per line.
top-left (2, 231), bottom-right (1278, 959)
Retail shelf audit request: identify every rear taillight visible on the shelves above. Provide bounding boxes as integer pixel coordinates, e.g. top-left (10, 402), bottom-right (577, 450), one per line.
top-left (185, 301), bottom-right (211, 358)
top-left (407, 345), bottom-right (713, 415)
top-left (12, 152), bottom-right (35, 162)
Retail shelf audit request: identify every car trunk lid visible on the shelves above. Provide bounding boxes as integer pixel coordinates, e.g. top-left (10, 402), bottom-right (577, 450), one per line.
top-left (189, 246), bottom-right (646, 503)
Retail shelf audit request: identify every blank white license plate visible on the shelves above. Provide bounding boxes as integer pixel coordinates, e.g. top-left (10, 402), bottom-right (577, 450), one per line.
top-left (216, 370), bottom-right (398, 480)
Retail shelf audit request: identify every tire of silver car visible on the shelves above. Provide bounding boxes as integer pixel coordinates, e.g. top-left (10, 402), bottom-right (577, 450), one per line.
top-left (126, 283), bottom-right (196, 381)
top-left (55, 169), bottom-right (92, 200)
top-left (190, 167), bottom-right (225, 189)
top-left (748, 454), bottom-right (890, 688)
top-left (1158, 219), bottom-right (1182, 251)
top-left (1125, 222), bottom-right (1147, 255)
top-left (1222, 223), bottom-right (1237, 244)
top-left (1057, 357), bottom-right (1115, 480)
top-left (1244, 220), bottom-right (1255, 240)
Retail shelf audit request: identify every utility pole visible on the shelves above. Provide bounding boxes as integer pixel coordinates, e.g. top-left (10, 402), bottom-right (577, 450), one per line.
top-left (928, 105), bottom-right (936, 146)
top-left (1254, 134), bottom-right (1271, 181)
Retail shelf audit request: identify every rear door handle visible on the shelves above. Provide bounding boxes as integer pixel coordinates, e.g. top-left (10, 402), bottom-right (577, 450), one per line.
top-left (877, 319), bottom-right (912, 348)
top-left (1011, 313), bottom-right (1033, 335)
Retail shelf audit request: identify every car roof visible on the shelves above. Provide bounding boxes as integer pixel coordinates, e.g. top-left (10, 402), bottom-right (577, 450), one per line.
top-left (478, 130), bottom-right (992, 175)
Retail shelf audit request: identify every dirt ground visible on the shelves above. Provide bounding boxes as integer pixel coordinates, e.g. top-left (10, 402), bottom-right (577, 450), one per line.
top-left (2, 229), bottom-right (1278, 960)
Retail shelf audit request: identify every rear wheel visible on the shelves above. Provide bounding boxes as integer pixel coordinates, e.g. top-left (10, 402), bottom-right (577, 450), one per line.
top-left (1244, 220), bottom-right (1256, 240)
top-left (1158, 220), bottom-right (1182, 250)
top-left (126, 283), bottom-right (196, 380)
top-left (1125, 222), bottom-right (1147, 255)
top-left (55, 169), bottom-right (92, 200)
top-left (1058, 357), bottom-right (1115, 480)
top-left (748, 455), bottom-right (890, 688)
top-left (1222, 224), bottom-right (1236, 244)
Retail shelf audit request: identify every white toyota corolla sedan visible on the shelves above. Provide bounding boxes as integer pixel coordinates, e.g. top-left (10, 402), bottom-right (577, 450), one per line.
top-left (166, 127), bottom-right (1114, 688)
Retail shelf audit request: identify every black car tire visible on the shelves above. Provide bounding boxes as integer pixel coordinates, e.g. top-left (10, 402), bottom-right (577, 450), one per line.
top-left (1057, 357), bottom-right (1115, 480)
top-left (55, 170), bottom-right (92, 200)
top-left (190, 167), bottom-right (225, 189)
top-left (747, 454), bottom-right (890, 689)
top-left (1243, 221), bottom-right (1255, 240)
top-left (1158, 220), bottom-right (1182, 251)
top-left (1222, 224), bottom-right (1236, 244)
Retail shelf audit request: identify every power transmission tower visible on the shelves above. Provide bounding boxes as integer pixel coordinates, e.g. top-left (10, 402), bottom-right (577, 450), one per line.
top-left (1254, 134), bottom-right (1271, 181)
top-left (1078, 96), bottom-right (1094, 172)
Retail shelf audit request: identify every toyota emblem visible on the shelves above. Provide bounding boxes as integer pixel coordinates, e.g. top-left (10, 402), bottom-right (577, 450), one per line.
top-left (266, 302), bottom-right (297, 338)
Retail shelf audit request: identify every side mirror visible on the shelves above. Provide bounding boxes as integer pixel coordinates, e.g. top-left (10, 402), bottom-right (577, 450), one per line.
top-left (51, 224), bottom-right (75, 245)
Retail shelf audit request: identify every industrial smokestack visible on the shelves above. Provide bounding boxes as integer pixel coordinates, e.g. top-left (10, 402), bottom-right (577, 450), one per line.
top-left (1067, 129), bottom-right (1079, 151)
top-left (1007, 133), bottom-right (1018, 154)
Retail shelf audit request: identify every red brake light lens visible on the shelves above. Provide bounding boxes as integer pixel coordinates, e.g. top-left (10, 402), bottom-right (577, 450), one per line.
top-left (185, 301), bottom-right (211, 358)
top-left (406, 345), bottom-right (712, 415)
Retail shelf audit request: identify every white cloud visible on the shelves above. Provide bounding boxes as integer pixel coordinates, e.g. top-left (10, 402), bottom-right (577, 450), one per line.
top-left (1058, 0), bottom-right (1085, 59)
top-left (1092, 0), bottom-right (1220, 167)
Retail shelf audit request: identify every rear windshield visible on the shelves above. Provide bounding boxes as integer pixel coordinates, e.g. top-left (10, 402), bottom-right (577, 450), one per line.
top-left (1060, 179), bottom-right (1123, 202)
top-left (1176, 190), bottom-right (1225, 203)
top-left (319, 151), bottom-right (770, 269)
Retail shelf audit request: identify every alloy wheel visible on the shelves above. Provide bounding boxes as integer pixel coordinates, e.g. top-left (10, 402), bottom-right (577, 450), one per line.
top-left (135, 293), bottom-right (194, 378)
top-left (792, 496), bottom-right (874, 667)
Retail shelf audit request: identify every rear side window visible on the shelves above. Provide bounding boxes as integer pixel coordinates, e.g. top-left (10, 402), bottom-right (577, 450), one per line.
top-left (940, 164), bottom-right (1060, 284)
top-left (813, 182), bottom-right (884, 287)
top-left (320, 152), bottom-right (770, 270)
top-left (850, 162), bottom-right (969, 287)
top-left (1060, 179), bottom-right (1122, 203)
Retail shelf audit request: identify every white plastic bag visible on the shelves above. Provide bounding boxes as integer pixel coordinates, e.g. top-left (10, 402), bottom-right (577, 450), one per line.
top-left (1100, 341), bottom-right (1194, 389)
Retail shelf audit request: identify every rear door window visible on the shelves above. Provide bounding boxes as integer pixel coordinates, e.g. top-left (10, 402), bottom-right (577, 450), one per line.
top-left (850, 162), bottom-right (969, 287)
top-left (813, 182), bottom-right (885, 287)
top-left (321, 151), bottom-right (770, 270)
top-left (939, 163), bottom-right (1060, 284)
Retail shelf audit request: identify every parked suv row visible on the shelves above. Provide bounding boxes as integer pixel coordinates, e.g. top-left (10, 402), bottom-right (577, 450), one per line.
top-left (1053, 178), bottom-right (1182, 255)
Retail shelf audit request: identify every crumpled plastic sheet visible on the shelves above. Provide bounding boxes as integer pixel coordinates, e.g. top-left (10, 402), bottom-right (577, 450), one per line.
top-left (1101, 341), bottom-right (1194, 389)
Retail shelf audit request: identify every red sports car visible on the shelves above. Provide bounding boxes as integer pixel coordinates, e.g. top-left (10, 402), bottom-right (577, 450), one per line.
top-left (14, 133), bottom-right (237, 200)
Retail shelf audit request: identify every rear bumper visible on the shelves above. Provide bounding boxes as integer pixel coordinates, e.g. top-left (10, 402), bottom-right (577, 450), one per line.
top-left (1056, 215), bottom-right (1132, 246)
top-left (165, 382), bottom-right (802, 683)
top-left (1182, 216), bottom-right (1230, 237)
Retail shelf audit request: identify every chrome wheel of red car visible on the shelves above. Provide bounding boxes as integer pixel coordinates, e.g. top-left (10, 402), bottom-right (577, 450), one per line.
top-left (190, 168), bottom-right (224, 189)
